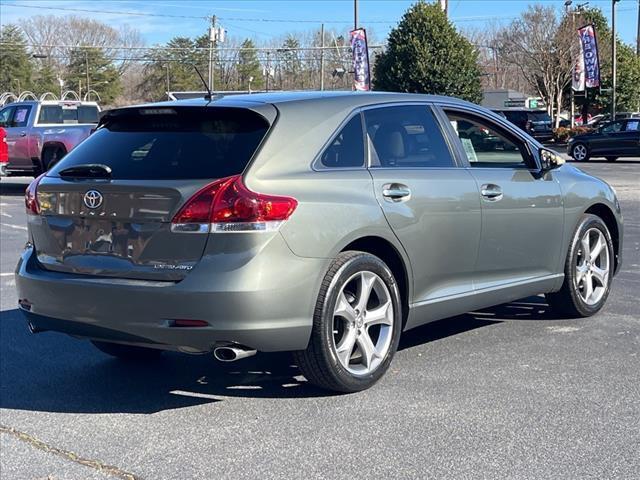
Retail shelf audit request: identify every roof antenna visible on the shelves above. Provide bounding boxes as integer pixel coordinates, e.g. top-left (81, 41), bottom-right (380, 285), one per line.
top-left (193, 64), bottom-right (213, 101)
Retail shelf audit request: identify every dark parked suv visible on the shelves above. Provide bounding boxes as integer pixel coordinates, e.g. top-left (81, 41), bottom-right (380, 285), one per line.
top-left (493, 108), bottom-right (553, 142)
top-left (16, 92), bottom-right (622, 392)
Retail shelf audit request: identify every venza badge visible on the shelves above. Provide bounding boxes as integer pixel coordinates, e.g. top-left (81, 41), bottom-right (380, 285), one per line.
top-left (83, 190), bottom-right (104, 209)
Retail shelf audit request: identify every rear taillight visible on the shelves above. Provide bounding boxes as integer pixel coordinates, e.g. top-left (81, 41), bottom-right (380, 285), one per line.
top-left (25, 173), bottom-right (46, 215)
top-left (171, 175), bottom-right (297, 233)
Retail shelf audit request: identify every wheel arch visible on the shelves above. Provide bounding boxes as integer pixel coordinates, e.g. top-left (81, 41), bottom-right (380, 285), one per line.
top-left (584, 202), bottom-right (620, 273)
top-left (341, 236), bottom-right (411, 327)
top-left (42, 141), bottom-right (67, 157)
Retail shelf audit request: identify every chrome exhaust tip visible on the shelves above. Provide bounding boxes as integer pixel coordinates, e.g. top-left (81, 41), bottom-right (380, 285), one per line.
top-left (213, 345), bottom-right (257, 362)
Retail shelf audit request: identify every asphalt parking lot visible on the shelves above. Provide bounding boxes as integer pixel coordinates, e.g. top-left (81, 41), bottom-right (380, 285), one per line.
top-left (1, 159), bottom-right (639, 479)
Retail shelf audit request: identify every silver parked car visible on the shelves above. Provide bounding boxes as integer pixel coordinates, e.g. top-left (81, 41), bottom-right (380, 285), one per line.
top-left (16, 92), bottom-right (623, 392)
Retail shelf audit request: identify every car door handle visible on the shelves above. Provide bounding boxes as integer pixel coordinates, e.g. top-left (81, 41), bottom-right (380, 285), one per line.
top-left (19, 132), bottom-right (27, 137)
top-left (382, 183), bottom-right (411, 202)
top-left (480, 184), bottom-right (503, 201)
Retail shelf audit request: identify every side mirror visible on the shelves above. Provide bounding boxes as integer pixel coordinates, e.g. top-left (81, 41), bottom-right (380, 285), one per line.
top-left (539, 148), bottom-right (565, 172)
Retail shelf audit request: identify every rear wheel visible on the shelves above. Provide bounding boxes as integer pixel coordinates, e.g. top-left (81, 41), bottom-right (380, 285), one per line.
top-left (41, 146), bottom-right (65, 171)
top-left (91, 340), bottom-right (162, 361)
top-left (294, 251), bottom-right (402, 393)
top-left (571, 143), bottom-right (589, 162)
top-left (605, 156), bottom-right (618, 162)
top-left (546, 214), bottom-right (614, 317)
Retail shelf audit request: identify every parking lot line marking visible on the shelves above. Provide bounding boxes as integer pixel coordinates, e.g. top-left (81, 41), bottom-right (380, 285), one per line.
top-left (0, 223), bottom-right (27, 231)
top-left (0, 273), bottom-right (13, 277)
top-left (1, 212), bottom-right (12, 218)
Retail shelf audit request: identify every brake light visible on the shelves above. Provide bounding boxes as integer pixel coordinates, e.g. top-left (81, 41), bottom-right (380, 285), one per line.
top-left (171, 175), bottom-right (297, 233)
top-left (25, 173), bottom-right (46, 215)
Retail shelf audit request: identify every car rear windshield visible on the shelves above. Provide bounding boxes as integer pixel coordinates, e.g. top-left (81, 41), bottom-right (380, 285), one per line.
top-left (48, 107), bottom-right (271, 180)
top-left (38, 105), bottom-right (100, 124)
top-left (527, 112), bottom-right (551, 123)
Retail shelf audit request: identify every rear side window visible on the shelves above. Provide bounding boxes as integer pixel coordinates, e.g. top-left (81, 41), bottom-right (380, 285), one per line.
top-left (48, 107), bottom-right (270, 180)
top-left (364, 105), bottom-right (454, 168)
top-left (624, 120), bottom-right (639, 131)
top-left (320, 115), bottom-right (365, 168)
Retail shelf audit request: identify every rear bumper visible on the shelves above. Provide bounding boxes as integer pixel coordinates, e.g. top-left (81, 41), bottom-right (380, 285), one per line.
top-left (15, 237), bottom-right (329, 352)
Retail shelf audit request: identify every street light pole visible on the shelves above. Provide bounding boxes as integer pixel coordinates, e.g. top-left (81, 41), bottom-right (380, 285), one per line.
top-left (612, 0), bottom-right (619, 121)
top-left (85, 50), bottom-right (90, 101)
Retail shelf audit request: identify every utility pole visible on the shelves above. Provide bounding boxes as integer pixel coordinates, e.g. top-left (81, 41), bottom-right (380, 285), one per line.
top-left (85, 50), bottom-right (90, 101)
top-left (165, 64), bottom-right (170, 100)
top-left (208, 15), bottom-right (216, 93)
top-left (354, 0), bottom-right (358, 30)
top-left (440, 0), bottom-right (448, 17)
top-left (612, 0), bottom-right (619, 121)
top-left (636, 0), bottom-right (639, 56)
top-left (320, 23), bottom-right (325, 91)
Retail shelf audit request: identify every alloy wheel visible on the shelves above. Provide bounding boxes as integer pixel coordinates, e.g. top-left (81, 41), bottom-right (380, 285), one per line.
top-left (573, 144), bottom-right (587, 161)
top-left (575, 228), bottom-right (610, 306)
top-left (332, 271), bottom-right (394, 376)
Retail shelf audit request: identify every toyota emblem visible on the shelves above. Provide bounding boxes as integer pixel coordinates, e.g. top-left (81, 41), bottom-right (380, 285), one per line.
top-left (83, 190), bottom-right (103, 209)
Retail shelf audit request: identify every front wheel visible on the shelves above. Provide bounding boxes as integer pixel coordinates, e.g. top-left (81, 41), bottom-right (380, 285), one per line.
top-left (571, 143), bottom-right (589, 162)
top-left (294, 251), bottom-right (403, 393)
top-left (546, 214), bottom-right (614, 317)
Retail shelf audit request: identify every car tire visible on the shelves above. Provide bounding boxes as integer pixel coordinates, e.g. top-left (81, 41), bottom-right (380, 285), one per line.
top-left (571, 143), bottom-right (590, 162)
top-left (41, 146), bottom-right (65, 171)
top-left (605, 156), bottom-right (618, 162)
top-left (546, 214), bottom-right (614, 318)
top-left (294, 251), bottom-right (403, 393)
top-left (91, 340), bottom-right (163, 361)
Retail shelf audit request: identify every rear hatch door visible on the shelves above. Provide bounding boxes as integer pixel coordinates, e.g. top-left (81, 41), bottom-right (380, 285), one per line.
top-left (32, 105), bottom-right (273, 281)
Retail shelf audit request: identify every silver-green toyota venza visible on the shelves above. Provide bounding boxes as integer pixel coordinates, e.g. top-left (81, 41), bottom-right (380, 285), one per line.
top-left (16, 92), bottom-right (623, 392)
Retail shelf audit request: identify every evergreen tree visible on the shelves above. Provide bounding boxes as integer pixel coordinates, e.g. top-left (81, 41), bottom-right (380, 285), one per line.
top-left (373, 1), bottom-right (483, 103)
top-left (0, 25), bottom-right (33, 94)
top-left (67, 48), bottom-right (121, 104)
top-left (238, 39), bottom-right (263, 90)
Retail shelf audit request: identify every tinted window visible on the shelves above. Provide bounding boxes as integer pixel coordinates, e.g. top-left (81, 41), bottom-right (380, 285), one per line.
top-left (48, 107), bottom-right (270, 180)
top-left (364, 106), bottom-right (454, 168)
top-left (39, 105), bottom-right (100, 124)
top-left (624, 120), bottom-right (639, 132)
top-left (12, 106), bottom-right (31, 127)
top-left (445, 111), bottom-right (530, 168)
top-left (320, 115), bottom-right (365, 168)
top-left (503, 111), bottom-right (527, 126)
top-left (527, 111), bottom-right (551, 123)
top-left (0, 107), bottom-right (14, 127)
top-left (601, 121), bottom-right (624, 133)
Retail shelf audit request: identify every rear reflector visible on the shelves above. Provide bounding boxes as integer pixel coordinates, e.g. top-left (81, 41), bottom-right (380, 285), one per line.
top-left (171, 175), bottom-right (297, 233)
top-left (170, 319), bottom-right (209, 328)
top-left (25, 173), bottom-right (46, 215)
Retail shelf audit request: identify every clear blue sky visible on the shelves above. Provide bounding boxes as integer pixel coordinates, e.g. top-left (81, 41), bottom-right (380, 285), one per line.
top-left (1, 0), bottom-right (638, 46)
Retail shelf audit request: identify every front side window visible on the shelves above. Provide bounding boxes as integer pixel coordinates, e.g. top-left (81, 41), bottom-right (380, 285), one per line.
top-left (320, 114), bottom-right (365, 168)
top-left (12, 106), bottom-right (31, 127)
top-left (445, 110), bottom-right (531, 168)
top-left (0, 107), bottom-right (14, 127)
top-left (364, 105), bottom-right (454, 168)
top-left (601, 121), bottom-right (624, 134)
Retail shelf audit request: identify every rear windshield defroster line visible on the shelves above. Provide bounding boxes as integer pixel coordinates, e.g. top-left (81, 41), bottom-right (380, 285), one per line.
top-left (47, 107), bottom-right (271, 180)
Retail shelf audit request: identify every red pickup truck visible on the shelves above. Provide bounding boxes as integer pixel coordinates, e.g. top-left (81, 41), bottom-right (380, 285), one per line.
top-left (0, 100), bottom-right (100, 177)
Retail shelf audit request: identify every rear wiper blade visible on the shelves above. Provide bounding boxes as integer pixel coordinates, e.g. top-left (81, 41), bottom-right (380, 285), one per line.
top-left (58, 164), bottom-right (112, 178)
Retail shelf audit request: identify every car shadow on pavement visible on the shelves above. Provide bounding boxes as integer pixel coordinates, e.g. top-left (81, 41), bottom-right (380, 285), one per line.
top-left (0, 295), bottom-right (560, 413)
top-left (0, 180), bottom-right (29, 197)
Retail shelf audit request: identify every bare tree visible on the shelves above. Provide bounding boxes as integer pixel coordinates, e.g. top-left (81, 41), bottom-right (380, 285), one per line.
top-left (496, 5), bottom-right (578, 127)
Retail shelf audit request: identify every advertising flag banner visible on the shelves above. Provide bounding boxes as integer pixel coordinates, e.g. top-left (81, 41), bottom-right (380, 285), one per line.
top-left (350, 28), bottom-right (370, 91)
top-left (578, 24), bottom-right (600, 89)
top-left (572, 41), bottom-right (586, 92)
